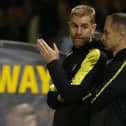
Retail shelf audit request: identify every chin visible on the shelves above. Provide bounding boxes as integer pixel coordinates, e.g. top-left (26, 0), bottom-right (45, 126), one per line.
top-left (73, 40), bottom-right (83, 46)
top-left (74, 44), bottom-right (84, 48)
top-left (73, 38), bottom-right (89, 47)
top-left (105, 46), bottom-right (111, 52)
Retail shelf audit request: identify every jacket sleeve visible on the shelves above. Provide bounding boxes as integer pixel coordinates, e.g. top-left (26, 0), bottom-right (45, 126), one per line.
top-left (91, 61), bottom-right (126, 110)
top-left (47, 91), bottom-right (60, 109)
top-left (47, 84), bottom-right (65, 109)
top-left (47, 49), bottom-right (107, 103)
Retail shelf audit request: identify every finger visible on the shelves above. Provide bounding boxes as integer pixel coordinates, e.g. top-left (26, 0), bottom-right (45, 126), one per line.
top-left (36, 39), bottom-right (45, 51)
top-left (37, 39), bottom-right (49, 54)
top-left (40, 39), bottom-right (53, 51)
top-left (53, 43), bottom-right (59, 53)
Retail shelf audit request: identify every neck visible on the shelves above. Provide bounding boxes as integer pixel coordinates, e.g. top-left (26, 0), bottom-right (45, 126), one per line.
top-left (113, 45), bottom-right (126, 56)
top-left (113, 39), bottom-right (126, 56)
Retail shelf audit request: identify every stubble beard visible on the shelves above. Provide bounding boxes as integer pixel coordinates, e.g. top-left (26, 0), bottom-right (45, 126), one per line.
top-left (72, 37), bottom-right (90, 48)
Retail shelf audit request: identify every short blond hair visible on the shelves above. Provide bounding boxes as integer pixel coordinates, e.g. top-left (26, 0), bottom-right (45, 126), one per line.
top-left (69, 5), bottom-right (96, 23)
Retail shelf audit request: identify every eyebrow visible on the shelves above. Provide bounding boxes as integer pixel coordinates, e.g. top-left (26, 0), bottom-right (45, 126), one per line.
top-left (71, 22), bottom-right (89, 26)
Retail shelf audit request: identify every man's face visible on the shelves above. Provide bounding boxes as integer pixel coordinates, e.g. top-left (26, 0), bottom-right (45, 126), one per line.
top-left (69, 15), bottom-right (96, 48)
top-left (102, 18), bottom-right (120, 53)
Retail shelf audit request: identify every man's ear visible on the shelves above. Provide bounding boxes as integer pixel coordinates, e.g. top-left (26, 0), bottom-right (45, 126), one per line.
top-left (92, 23), bottom-right (97, 33)
top-left (120, 31), bottom-right (125, 37)
top-left (120, 31), bottom-right (125, 42)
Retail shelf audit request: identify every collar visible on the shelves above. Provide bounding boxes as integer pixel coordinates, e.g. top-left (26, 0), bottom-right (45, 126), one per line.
top-left (113, 48), bottom-right (126, 61)
top-left (72, 40), bottom-right (104, 53)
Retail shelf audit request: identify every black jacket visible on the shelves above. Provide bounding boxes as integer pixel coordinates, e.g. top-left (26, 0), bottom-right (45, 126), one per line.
top-left (47, 40), bottom-right (108, 126)
top-left (90, 49), bottom-right (126, 126)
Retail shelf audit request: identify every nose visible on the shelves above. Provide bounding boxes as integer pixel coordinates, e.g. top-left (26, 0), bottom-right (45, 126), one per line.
top-left (76, 27), bottom-right (81, 34)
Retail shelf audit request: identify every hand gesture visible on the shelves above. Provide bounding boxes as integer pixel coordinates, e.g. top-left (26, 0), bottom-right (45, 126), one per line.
top-left (37, 39), bottom-right (59, 63)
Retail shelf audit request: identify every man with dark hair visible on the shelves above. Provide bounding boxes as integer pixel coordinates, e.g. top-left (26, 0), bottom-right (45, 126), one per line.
top-left (89, 13), bottom-right (126, 126)
top-left (37, 5), bottom-right (108, 126)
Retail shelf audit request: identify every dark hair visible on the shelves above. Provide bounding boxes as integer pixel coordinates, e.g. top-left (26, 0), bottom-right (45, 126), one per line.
top-left (107, 13), bottom-right (126, 31)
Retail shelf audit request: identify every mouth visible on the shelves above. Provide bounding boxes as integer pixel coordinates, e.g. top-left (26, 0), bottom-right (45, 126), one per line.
top-left (73, 35), bottom-right (83, 39)
top-left (73, 37), bottom-right (83, 39)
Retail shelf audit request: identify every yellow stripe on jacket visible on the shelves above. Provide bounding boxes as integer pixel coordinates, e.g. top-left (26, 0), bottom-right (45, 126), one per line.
top-left (71, 49), bottom-right (101, 85)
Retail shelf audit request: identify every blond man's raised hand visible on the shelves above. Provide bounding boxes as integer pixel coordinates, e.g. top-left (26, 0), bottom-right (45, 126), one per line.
top-left (37, 39), bottom-right (60, 63)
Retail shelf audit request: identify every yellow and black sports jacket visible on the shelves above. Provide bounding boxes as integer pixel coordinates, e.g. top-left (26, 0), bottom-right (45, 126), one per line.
top-left (90, 49), bottom-right (126, 126)
top-left (47, 40), bottom-right (108, 126)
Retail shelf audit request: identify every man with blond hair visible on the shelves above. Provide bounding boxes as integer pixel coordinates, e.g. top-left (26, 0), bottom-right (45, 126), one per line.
top-left (37, 4), bottom-right (108, 126)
